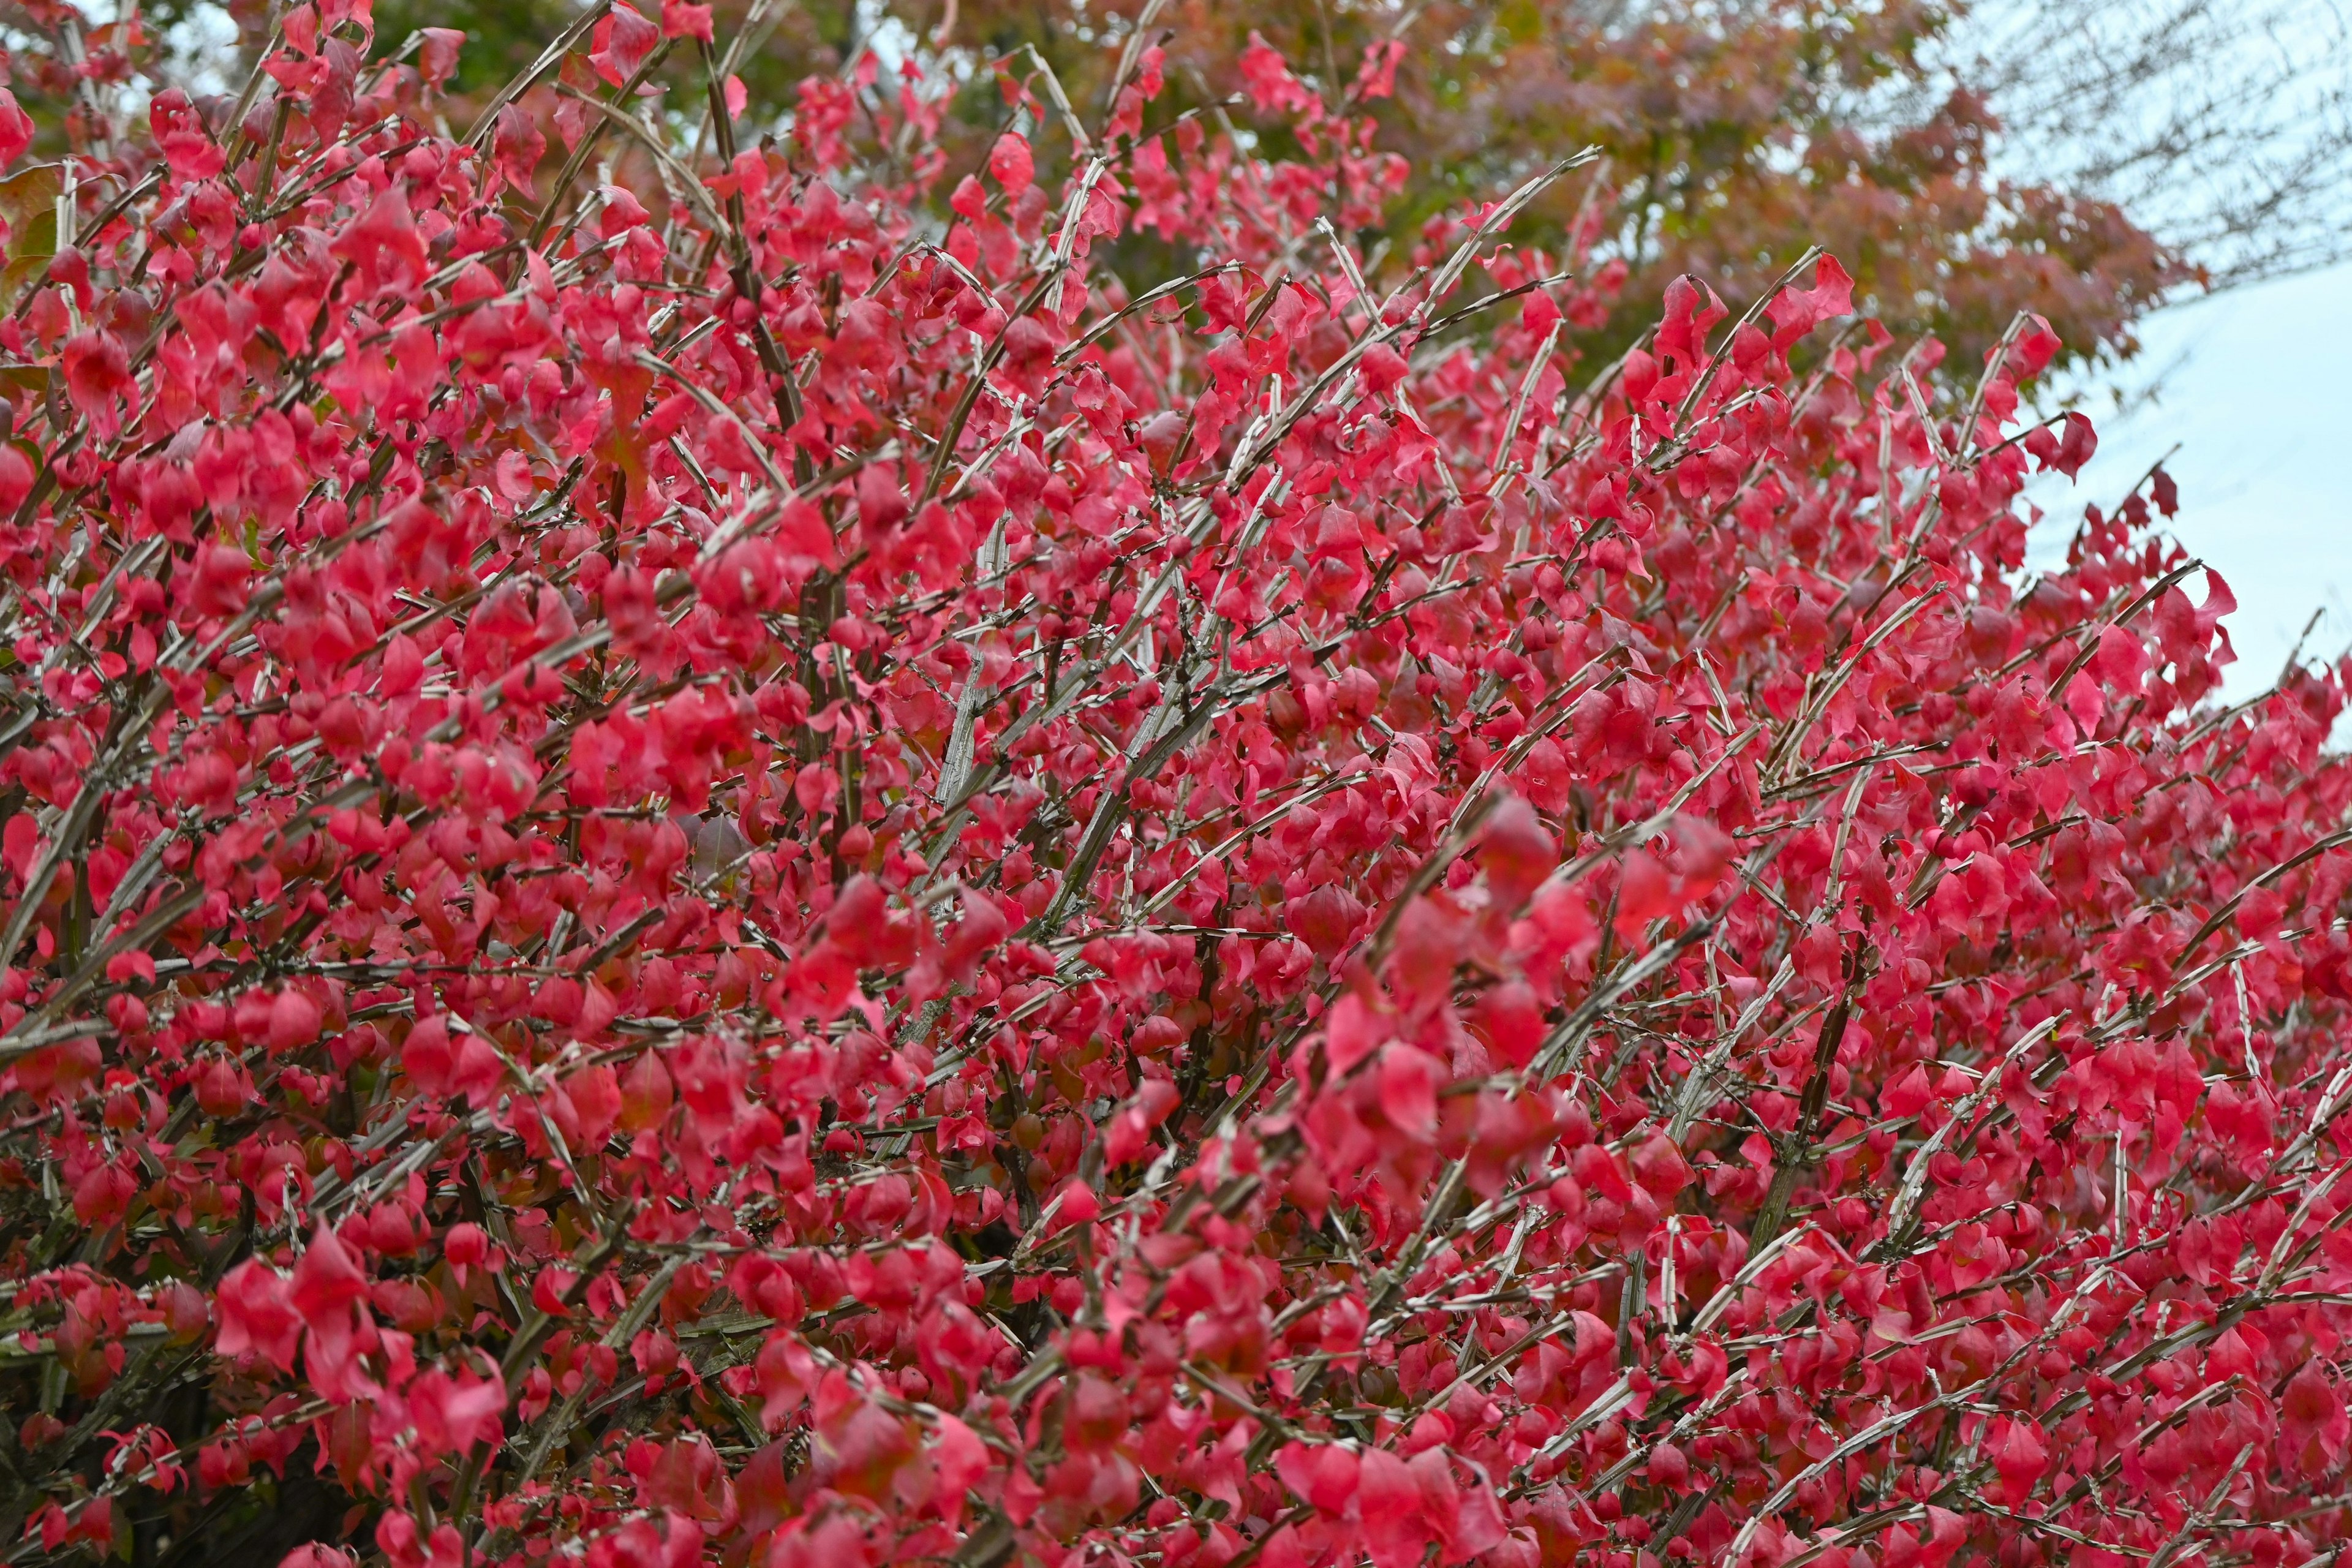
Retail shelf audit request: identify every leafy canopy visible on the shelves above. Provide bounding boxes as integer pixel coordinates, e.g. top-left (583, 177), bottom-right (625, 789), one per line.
top-left (0, 9), bottom-right (2342, 1568)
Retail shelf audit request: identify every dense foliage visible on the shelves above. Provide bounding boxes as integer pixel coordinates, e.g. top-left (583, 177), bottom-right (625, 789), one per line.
top-left (8, 0), bottom-right (2187, 375)
top-left (0, 8), bottom-right (2346, 1568)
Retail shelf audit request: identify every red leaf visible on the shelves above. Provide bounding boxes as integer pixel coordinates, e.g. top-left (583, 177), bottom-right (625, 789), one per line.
top-left (1289, 884), bottom-right (1366, 957)
top-left (0, 89), bottom-right (31, 170)
top-left (1378, 1044), bottom-right (1440, 1140)
top-left (588, 2), bottom-right (661, 88)
top-left (1613, 849), bottom-right (1676, 938)
top-left (660, 0), bottom-right (714, 40)
top-left (61, 330), bottom-right (133, 439)
top-left (216, 1261), bottom-right (303, 1373)
top-left (2092, 624), bottom-right (2149, 692)
top-left (492, 105), bottom-right (546, 199)
top-left (933, 1415), bottom-right (987, 1523)
top-left (1471, 981), bottom-right (1544, 1069)
top-left (331, 182), bottom-right (429, 294)
top-left (2283, 1363), bottom-right (2350, 1479)
top-left (944, 888), bottom-right (1009, 982)
top-left (268, 989), bottom-right (323, 1052)
top-left (1388, 899), bottom-right (1465, 1003)
top-left (420, 29), bottom-right (465, 91)
top-left (1768, 254), bottom-right (1855, 346)
top-left (1052, 1179), bottom-right (1100, 1229)
top-left (1238, 32), bottom-right (1319, 117)
top-left (1989, 1417), bottom-right (2048, 1507)
top-left (290, 1224), bottom-right (369, 1325)
top-left (1478, 793), bottom-right (1557, 909)
top-left (1325, 992), bottom-right (1390, 1076)
top-left (409, 1366), bottom-right (507, 1457)
top-left (987, 132), bottom-right (1033, 197)
top-left (1278, 1439), bottom-right (1361, 1514)
top-left (2, 815), bottom-right (38, 880)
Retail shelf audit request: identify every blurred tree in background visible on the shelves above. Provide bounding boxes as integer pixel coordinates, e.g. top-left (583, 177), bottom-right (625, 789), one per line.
top-left (6, 0), bottom-right (2342, 375)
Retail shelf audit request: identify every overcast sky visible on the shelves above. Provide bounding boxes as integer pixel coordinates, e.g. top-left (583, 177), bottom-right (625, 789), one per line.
top-left (2029, 262), bottom-right (2352, 699)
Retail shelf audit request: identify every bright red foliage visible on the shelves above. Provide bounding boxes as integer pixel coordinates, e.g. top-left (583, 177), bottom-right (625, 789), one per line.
top-left (0, 10), bottom-right (2349, 1568)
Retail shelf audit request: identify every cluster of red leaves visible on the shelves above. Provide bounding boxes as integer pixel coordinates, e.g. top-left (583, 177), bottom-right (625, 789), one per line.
top-left (0, 7), bottom-right (2348, 1568)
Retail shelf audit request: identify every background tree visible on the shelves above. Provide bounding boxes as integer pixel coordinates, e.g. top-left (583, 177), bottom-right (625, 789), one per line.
top-left (1945, 0), bottom-right (2352, 288)
top-left (952, 0), bottom-right (2186, 370)
top-left (0, 0), bottom-right (2208, 374)
top-left (25, 0), bottom-right (2345, 373)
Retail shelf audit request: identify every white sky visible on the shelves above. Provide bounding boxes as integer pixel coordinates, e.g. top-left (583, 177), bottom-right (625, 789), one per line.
top-left (2030, 262), bottom-right (2352, 698)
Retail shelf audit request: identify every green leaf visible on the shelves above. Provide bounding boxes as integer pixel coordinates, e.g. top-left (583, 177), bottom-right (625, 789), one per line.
top-left (0, 161), bottom-right (63, 311)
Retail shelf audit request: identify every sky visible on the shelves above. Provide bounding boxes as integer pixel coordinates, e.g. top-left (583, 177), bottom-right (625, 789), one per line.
top-left (2029, 262), bottom-right (2352, 699)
